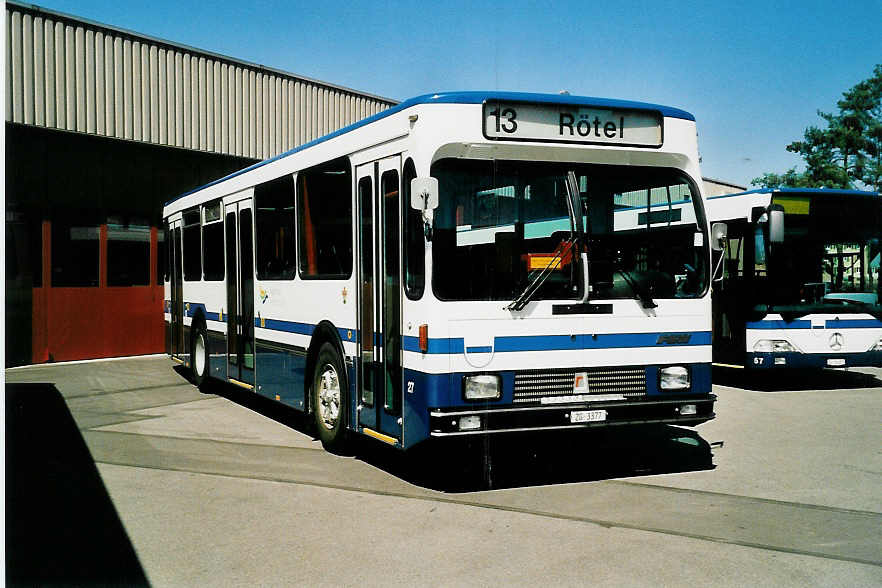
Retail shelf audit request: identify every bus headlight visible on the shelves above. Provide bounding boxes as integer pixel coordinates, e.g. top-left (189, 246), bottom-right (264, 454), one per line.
top-left (463, 375), bottom-right (501, 400)
top-left (870, 339), bottom-right (882, 351)
top-left (754, 339), bottom-right (796, 353)
top-left (659, 366), bottom-right (690, 391)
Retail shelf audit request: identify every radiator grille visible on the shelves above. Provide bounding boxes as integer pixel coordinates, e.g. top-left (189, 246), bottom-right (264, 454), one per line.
top-left (513, 367), bottom-right (646, 404)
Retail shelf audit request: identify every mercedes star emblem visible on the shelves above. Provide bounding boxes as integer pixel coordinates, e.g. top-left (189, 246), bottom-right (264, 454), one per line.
top-left (828, 332), bottom-right (844, 351)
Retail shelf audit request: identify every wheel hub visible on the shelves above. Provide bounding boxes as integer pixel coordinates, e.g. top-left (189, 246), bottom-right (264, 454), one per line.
top-left (195, 333), bottom-right (206, 376)
top-left (317, 364), bottom-right (341, 430)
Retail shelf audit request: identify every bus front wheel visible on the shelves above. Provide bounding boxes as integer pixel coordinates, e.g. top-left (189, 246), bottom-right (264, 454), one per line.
top-left (312, 342), bottom-right (349, 454)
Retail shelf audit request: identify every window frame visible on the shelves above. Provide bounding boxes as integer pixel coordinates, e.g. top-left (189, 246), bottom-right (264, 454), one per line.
top-left (50, 219), bottom-right (100, 288)
top-left (106, 221), bottom-right (151, 287)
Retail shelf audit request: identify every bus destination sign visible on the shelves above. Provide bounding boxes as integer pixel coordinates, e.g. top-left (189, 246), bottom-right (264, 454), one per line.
top-left (483, 102), bottom-right (663, 147)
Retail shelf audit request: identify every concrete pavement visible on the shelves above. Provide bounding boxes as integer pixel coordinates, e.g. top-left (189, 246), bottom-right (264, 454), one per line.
top-left (6, 357), bottom-right (881, 586)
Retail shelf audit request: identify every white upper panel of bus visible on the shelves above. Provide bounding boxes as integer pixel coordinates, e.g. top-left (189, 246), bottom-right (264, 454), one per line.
top-left (163, 91), bottom-right (701, 217)
top-left (706, 187), bottom-right (881, 223)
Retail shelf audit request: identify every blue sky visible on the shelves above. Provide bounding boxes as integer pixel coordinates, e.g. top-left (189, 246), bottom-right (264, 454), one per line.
top-left (32, 0), bottom-right (882, 188)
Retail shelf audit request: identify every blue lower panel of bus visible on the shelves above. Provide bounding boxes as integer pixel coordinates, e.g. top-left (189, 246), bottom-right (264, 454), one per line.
top-left (746, 351), bottom-right (882, 369)
top-left (255, 342), bottom-right (307, 409)
top-left (401, 363), bottom-right (712, 449)
top-left (206, 331), bottom-right (227, 378)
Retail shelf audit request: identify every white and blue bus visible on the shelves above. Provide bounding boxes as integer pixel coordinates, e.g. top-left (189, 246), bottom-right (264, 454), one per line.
top-left (163, 91), bottom-right (716, 452)
top-left (707, 188), bottom-right (882, 370)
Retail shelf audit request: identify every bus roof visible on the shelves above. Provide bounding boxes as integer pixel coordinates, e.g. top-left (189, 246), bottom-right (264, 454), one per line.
top-left (706, 186), bottom-right (881, 223)
top-left (165, 91), bottom-right (696, 207)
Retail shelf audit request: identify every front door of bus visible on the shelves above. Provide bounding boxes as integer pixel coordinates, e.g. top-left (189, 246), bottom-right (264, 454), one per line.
top-left (356, 157), bottom-right (402, 443)
top-left (225, 198), bottom-right (255, 387)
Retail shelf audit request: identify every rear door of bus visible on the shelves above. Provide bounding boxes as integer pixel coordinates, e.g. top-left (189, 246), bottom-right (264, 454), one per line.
top-left (225, 194), bottom-right (256, 388)
top-left (168, 218), bottom-right (184, 359)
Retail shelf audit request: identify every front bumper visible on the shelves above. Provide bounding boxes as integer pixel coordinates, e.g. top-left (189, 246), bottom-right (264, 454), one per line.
top-left (746, 351), bottom-right (882, 369)
top-left (429, 395), bottom-right (716, 437)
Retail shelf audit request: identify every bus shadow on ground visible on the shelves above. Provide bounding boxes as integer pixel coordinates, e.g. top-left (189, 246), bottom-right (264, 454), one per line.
top-left (188, 373), bottom-right (716, 493)
top-left (363, 426), bottom-right (716, 493)
top-left (713, 366), bottom-right (882, 392)
top-left (5, 383), bottom-right (149, 587)
top-left (190, 372), bottom-right (317, 434)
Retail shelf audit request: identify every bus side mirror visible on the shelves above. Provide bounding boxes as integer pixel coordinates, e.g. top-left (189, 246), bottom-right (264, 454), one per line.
top-left (710, 222), bottom-right (727, 252)
top-left (410, 177), bottom-right (438, 211)
top-left (768, 205), bottom-right (784, 243)
top-left (410, 177), bottom-right (438, 241)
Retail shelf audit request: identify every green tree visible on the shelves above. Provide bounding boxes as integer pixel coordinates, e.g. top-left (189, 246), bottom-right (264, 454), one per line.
top-left (751, 168), bottom-right (820, 188)
top-left (752, 64), bottom-right (882, 191)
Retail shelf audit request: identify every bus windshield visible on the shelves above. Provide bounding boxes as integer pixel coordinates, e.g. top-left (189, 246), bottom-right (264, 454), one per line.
top-left (431, 159), bottom-right (708, 302)
top-left (766, 197), bottom-right (882, 307)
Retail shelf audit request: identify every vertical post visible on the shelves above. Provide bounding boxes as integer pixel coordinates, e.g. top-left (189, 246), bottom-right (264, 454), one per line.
top-left (860, 244), bottom-right (866, 291)
top-left (99, 223), bottom-right (108, 358)
top-left (42, 220), bottom-right (51, 289)
top-left (99, 223), bottom-right (108, 288)
top-left (150, 225), bottom-right (158, 289)
top-left (33, 220), bottom-right (52, 363)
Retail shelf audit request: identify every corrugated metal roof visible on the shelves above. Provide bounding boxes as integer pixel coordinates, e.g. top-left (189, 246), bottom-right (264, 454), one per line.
top-left (5, 0), bottom-right (397, 160)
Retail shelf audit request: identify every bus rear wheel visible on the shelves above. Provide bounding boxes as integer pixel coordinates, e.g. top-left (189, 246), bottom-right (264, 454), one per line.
top-left (312, 342), bottom-right (348, 454)
top-left (191, 327), bottom-right (208, 388)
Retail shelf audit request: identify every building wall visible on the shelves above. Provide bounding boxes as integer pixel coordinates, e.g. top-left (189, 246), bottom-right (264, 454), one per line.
top-left (5, 1), bottom-right (396, 161)
top-left (5, 1), bottom-right (397, 366)
top-left (5, 122), bottom-right (259, 366)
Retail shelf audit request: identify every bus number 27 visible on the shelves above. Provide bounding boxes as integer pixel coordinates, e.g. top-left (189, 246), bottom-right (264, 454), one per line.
top-left (489, 107), bottom-right (518, 134)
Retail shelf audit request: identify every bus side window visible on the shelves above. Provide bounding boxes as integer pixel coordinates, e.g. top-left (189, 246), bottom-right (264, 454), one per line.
top-left (297, 157), bottom-right (352, 279)
top-left (202, 201), bottom-right (224, 281)
top-left (402, 159), bottom-right (424, 299)
top-left (255, 175), bottom-right (296, 280)
top-left (182, 209), bottom-right (202, 281)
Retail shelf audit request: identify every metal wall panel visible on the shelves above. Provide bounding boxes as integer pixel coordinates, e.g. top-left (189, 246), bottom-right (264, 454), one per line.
top-left (6, 2), bottom-right (396, 159)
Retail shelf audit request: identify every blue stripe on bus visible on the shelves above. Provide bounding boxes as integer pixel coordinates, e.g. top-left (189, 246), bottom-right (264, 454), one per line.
top-left (184, 308), bottom-right (717, 353)
top-left (402, 331), bottom-right (710, 355)
top-left (747, 319), bottom-right (882, 330)
top-left (259, 318), bottom-right (315, 335)
top-left (826, 319), bottom-right (882, 329)
top-left (401, 337), bottom-right (465, 354)
top-left (746, 320), bottom-right (811, 330)
top-left (614, 198), bottom-right (693, 212)
top-left (466, 346), bottom-right (493, 353)
top-left (494, 331), bottom-right (711, 352)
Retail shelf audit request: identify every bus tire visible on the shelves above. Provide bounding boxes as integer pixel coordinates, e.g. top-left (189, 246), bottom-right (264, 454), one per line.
top-left (312, 342), bottom-right (349, 454)
top-left (191, 327), bottom-right (209, 388)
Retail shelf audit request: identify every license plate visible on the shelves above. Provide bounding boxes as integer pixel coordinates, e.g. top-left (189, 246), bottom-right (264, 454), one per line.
top-left (827, 358), bottom-right (846, 366)
top-left (570, 409), bottom-right (607, 423)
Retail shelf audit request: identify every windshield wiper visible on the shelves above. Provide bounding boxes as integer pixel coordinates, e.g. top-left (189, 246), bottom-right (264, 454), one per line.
top-left (615, 266), bottom-right (658, 309)
top-left (505, 238), bottom-right (576, 311)
top-left (505, 170), bottom-right (585, 312)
